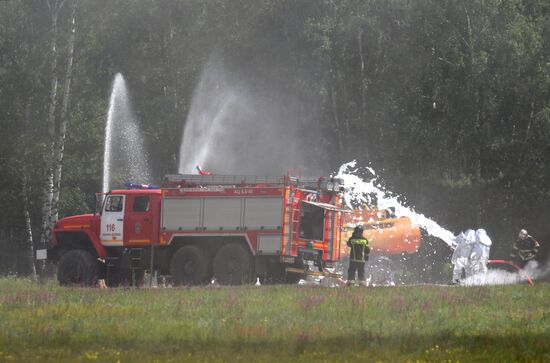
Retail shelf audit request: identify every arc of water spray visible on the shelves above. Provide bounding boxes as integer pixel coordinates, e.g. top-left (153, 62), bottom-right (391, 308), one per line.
top-left (103, 73), bottom-right (150, 194)
top-left (102, 73), bottom-right (122, 194)
top-left (179, 95), bottom-right (234, 174)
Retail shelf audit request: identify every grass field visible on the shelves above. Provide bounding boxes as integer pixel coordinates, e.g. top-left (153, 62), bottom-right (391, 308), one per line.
top-left (0, 278), bottom-right (548, 362)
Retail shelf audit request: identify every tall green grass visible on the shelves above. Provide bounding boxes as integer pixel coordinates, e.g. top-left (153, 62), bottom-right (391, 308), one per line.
top-left (0, 278), bottom-right (548, 362)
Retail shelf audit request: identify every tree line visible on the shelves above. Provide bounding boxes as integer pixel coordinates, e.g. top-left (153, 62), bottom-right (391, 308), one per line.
top-left (1, 0), bottom-right (549, 275)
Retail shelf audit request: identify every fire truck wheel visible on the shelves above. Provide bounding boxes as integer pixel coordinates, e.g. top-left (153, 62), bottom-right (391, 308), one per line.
top-left (170, 245), bottom-right (211, 285)
top-left (213, 243), bottom-right (253, 285)
top-left (57, 249), bottom-right (99, 286)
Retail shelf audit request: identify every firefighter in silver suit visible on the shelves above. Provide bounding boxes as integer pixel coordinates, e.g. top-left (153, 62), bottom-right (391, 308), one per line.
top-left (468, 229), bottom-right (492, 276)
top-left (451, 229), bottom-right (475, 284)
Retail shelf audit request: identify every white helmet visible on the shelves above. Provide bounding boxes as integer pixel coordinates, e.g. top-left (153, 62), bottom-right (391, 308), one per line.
top-left (518, 229), bottom-right (528, 239)
top-left (476, 229), bottom-right (492, 246)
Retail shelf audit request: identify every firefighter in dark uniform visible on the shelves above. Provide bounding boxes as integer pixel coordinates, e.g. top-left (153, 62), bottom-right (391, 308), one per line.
top-left (347, 225), bottom-right (370, 286)
top-left (511, 229), bottom-right (540, 268)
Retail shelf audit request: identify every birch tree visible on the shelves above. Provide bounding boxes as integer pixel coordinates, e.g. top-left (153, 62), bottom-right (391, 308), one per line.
top-left (38, 0), bottom-right (62, 261)
top-left (21, 98), bottom-right (37, 278)
top-left (51, 0), bottom-right (77, 224)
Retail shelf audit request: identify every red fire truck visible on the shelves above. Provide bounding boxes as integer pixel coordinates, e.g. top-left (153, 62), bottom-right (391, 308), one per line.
top-left (38, 174), bottom-right (346, 286)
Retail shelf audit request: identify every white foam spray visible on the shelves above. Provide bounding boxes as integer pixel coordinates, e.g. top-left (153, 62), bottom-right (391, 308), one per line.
top-left (102, 73), bottom-right (150, 193)
top-left (336, 161), bottom-right (456, 246)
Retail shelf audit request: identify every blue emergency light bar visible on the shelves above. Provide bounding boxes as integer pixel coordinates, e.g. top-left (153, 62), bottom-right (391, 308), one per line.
top-left (124, 182), bottom-right (159, 189)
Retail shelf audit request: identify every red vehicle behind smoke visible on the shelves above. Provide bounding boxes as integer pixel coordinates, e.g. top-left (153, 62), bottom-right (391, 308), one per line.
top-left (37, 174), bottom-right (347, 286)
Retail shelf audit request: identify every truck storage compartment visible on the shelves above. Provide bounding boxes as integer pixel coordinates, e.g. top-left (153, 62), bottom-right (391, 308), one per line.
top-left (162, 198), bottom-right (201, 230)
top-left (244, 197), bottom-right (283, 230)
top-left (203, 198), bottom-right (242, 230)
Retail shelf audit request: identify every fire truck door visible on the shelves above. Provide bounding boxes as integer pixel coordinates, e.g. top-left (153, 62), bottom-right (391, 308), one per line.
top-left (101, 194), bottom-right (125, 246)
top-left (124, 195), bottom-right (153, 245)
top-left (302, 200), bottom-right (349, 260)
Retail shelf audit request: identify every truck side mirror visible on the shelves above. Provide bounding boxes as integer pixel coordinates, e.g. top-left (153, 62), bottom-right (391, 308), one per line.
top-left (95, 193), bottom-right (105, 215)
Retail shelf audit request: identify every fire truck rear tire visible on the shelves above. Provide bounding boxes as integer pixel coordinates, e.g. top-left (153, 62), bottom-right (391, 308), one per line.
top-left (57, 249), bottom-right (99, 286)
top-left (170, 245), bottom-right (211, 285)
top-left (213, 243), bottom-right (253, 285)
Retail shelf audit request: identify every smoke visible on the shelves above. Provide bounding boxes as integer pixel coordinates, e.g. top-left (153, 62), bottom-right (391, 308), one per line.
top-left (461, 261), bottom-right (550, 286)
top-left (460, 270), bottom-right (523, 286)
top-left (179, 55), bottom-right (320, 175)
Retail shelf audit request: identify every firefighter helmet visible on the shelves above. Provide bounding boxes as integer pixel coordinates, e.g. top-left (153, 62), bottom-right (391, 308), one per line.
top-left (518, 229), bottom-right (528, 239)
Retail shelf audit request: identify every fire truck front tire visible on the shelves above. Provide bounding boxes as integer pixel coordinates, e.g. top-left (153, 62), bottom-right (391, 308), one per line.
top-left (57, 249), bottom-right (100, 286)
top-left (213, 243), bottom-right (254, 285)
top-left (170, 245), bottom-right (211, 285)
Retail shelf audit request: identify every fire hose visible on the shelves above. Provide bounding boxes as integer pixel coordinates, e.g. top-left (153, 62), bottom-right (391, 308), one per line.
top-left (487, 259), bottom-right (534, 285)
